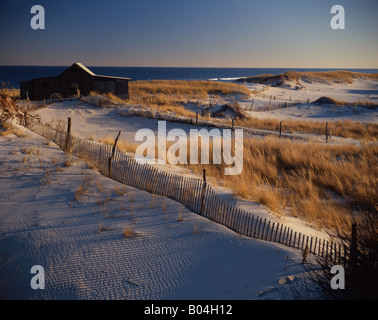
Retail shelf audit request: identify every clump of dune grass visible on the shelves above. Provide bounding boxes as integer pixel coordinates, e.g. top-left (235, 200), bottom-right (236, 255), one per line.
top-left (123, 224), bottom-right (137, 238)
top-left (74, 176), bottom-right (93, 201)
top-left (177, 207), bottom-right (185, 222)
top-left (101, 92), bottom-right (126, 104)
top-left (45, 140), bottom-right (55, 147)
top-left (0, 87), bottom-right (20, 99)
top-left (149, 194), bottom-right (157, 209)
top-left (40, 169), bottom-right (52, 185)
top-left (10, 147), bottom-right (19, 155)
top-left (95, 178), bottom-right (105, 192)
top-left (97, 220), bottom-right (106, 234)
top-left (21, 146), bottom-right (41, 155)
top-left (74, 182), bottom-right (86, 201)
top-left (192, 223), bottom-right (200, 235)
top-left (161, 199), bottom-right (168, 213)
top-left (114, 185), bottom-right (126, 196)
top-left (128, 190), bottom-right (136, 203)
top-left (64, 156), bottom-right (75, 167)
top-left (51, 157), bottom-right (60, 164)
top-left (1, 122), bottom-right (29, 138)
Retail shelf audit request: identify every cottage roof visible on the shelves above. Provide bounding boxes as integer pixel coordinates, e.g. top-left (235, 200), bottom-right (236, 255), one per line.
top-left (68, 63), bottom-right (131, 81)
top-left (73, 62), bottom-right (96, 76)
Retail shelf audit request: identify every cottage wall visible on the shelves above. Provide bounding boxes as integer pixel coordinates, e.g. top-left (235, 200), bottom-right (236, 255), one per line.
top-left (20, 80), bottom-right (34, 100)
top-left (34, 77), bottom-right (60, 100)
top-left (93, 78), bottom-right (129, 99)
top-left (58, 64), bottom-right (94, 97)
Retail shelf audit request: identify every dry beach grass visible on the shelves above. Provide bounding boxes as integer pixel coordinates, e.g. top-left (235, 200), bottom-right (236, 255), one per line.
top-left (99, 80), bottom-right (251, 119)
top-left (184, 136), bottom-right (377, 232)
top-left (128, 80), bottom-right (251, 102)
top-left (98, 130), bottom-right (377, 233)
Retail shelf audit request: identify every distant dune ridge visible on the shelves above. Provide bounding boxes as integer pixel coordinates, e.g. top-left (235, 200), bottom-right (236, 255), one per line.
top-left (236, 70), bottom-right (378, 87)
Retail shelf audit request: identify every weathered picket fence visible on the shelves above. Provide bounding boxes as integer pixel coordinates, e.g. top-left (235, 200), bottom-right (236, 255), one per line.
top-left (26, 118), bottom-right (347, 264)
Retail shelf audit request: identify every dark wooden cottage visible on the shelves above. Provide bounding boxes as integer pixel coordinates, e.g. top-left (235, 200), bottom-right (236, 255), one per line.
top-left (20, 63), bottom-right (130, 100)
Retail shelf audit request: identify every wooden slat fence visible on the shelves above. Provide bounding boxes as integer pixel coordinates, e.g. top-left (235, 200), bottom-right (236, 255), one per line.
top-left (26, 118), bottom-right (346, 264)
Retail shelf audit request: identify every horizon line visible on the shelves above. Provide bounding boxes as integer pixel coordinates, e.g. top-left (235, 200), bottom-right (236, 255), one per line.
top-left (1, 64), bottom-right (378, 70)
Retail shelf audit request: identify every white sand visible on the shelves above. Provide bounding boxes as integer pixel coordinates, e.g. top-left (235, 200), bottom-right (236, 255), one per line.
top-left (0, 126), bottom-right (308, 300)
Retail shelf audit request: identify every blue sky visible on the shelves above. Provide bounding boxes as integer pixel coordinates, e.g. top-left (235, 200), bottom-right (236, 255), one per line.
top-left (1, 0), bottom-right (377, 68)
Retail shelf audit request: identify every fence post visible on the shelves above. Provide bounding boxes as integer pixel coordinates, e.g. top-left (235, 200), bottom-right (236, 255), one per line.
top-left (200, 169), bottom-right (207, 215)
top-left (349, 222), bottom-right (358, 270)
top-left (108, 130), bottom-right (121, 178)
top-left (326, 122), bottom-right (329, 144)
top-left (23, 112), bottom-right (28, 128)
top-left (279, 122), bottom-right (282, 138)
top-left (64, 117), bottom-right (72, 152)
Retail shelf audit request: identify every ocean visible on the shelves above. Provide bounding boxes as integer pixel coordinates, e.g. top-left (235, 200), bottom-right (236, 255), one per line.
top-left (1, 66), bottom-right (377, 89)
